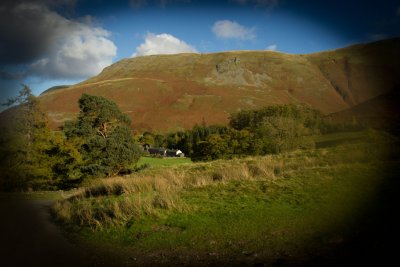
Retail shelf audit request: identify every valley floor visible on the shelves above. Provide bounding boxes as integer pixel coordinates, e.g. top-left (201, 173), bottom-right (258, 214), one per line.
top-left (3, 130), bottom-right (400, 266)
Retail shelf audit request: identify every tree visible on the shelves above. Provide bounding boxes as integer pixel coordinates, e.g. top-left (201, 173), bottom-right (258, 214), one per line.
top-left (154, 134), bottom-right (166, 148)
top-left (191, 134), bottom-right (232, 161)
top-left (256, 116), bottom-right (314, 154)
top-left (228, 129), bottom-right (260, 156)
top-left (139, 132), bottom-right (155, 146)
top-left (0, 85), bottom-right (56, 190)
top-left (47, 132), bottom-right (83, 189)
top-left (65, 94), bottom-right (141, 178)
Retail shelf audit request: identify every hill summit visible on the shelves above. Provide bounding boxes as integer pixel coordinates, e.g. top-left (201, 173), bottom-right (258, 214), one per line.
top-left (39, 38), bottom-right (400, 132)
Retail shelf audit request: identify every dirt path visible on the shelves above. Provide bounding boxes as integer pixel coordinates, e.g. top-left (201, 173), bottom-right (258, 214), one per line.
top-left (0, 195), bottom-right (93, 267)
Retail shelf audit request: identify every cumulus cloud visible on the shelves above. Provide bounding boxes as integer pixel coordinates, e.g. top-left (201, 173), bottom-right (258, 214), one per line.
top-left (132, 33), bottom-right (197, 57)
top-left (266, 44), bottom-right (277, 51)
top-left (212, 20), bottom-right (256, 40)
top-left (29, 23), bottom-right (116, 79)
top-left (0, 1), bottom-right (116, 79)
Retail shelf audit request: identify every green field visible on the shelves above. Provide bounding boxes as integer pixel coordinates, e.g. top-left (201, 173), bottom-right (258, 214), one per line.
top-left (52, 130), bottom-right (400, 265)
top-left (137, 156), bottom-right (192, 168)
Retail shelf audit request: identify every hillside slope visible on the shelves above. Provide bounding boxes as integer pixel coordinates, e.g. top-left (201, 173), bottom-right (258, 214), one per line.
top-left (37, 38), bottom-right (400, 132)
top-left (327, 88), bottom-right (400, 134)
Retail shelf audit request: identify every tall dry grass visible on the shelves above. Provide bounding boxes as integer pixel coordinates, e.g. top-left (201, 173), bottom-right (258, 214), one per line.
top-left (52, 154), bottom-right (285, 228)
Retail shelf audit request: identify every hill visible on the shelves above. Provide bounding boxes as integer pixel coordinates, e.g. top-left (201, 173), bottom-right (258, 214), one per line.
top-left (40, 85), bottom-right (71, 96)
top-left (327, 88), bottom-right (400, 134)
top-left (20, 38), bottom-right (400, 132)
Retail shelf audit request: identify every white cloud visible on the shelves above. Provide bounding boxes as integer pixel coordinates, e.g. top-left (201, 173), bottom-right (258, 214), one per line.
top-left (266, 44), bottom-right (277, 51)
top-left (30, 27), bottom-right (116, 79)
top-left (132, 33), bottom-right (197, 57)
top-left (8, 3), bottom-right (117, 79)
top-left (212, 20), bottom-right (256, 40)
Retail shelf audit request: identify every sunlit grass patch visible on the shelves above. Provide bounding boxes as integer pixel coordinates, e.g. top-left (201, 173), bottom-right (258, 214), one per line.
top-left (136, 156), bottom-right (192, 168)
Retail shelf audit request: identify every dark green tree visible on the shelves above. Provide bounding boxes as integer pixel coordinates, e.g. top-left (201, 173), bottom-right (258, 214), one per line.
top-left (153, 134), bottom-right (166, 148)
top-left (64, 94), bottom-right (141, 178)
top-left (191, 134), bottom-right (232, 161)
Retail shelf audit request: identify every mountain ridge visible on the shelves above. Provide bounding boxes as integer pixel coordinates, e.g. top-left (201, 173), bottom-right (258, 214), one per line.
top-left (29, 38), bottom-right (400, 132)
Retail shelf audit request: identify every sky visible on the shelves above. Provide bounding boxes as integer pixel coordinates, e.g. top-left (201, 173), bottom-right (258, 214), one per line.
top-left (0, 0), bottom-right (399, 104)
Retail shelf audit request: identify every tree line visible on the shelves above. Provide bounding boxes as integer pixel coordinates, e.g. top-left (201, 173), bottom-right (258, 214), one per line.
top-left (140, 104), bottom-right (325, 161)
top-left (0, 85), bottom-right (357, 191)
top-left (0, 86), bottom-right (141, 191)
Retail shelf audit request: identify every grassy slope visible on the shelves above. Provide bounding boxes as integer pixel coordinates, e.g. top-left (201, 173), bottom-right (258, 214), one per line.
top-left (327, 89), bottom-right (400, 134)
top-left (52, 130), bottom-right (400, 265)
top-left (36, 38), bottom-right (400, 132)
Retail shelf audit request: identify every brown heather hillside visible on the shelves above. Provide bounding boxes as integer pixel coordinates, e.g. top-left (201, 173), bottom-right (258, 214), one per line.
top-left (30, 38), bottom-right (400, 132)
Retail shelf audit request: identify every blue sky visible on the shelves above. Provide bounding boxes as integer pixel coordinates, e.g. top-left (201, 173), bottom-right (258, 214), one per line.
top-left (0, 0), bottom-right (399, 103)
